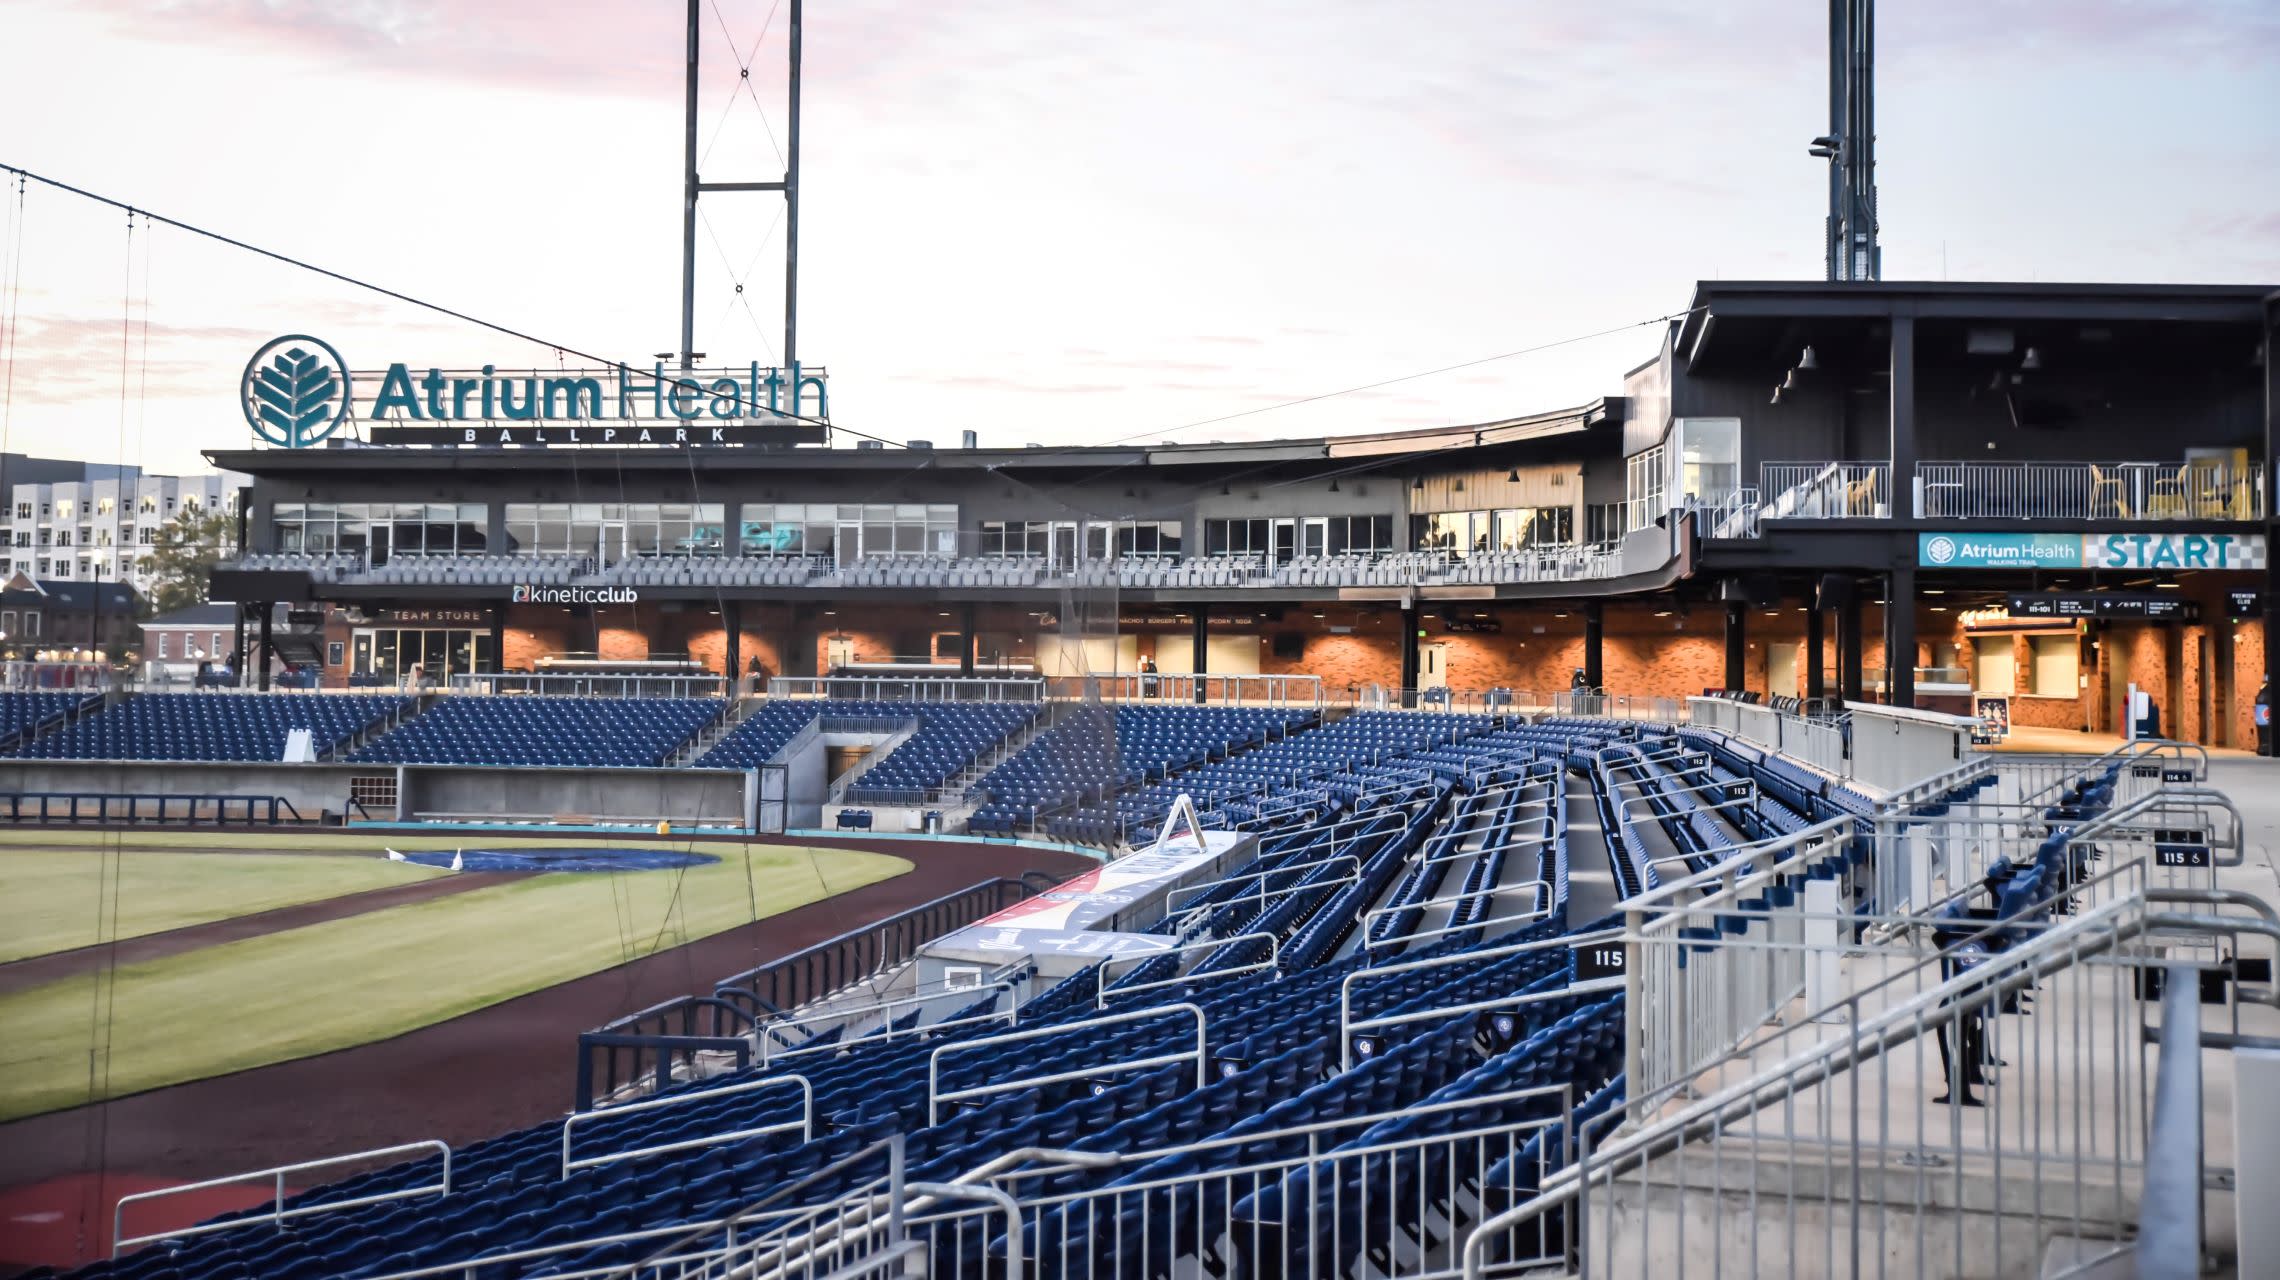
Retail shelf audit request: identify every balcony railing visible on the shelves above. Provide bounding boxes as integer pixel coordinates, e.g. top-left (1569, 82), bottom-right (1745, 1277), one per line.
top-left (1758, 462), bottom-right (1890, 519)
top-left (1915, 459), bottom-right (2264, 521)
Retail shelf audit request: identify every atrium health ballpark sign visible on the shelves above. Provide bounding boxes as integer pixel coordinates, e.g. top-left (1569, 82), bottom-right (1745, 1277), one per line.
top-left (241, 335), bottom-right (828, 448)
top-left (1919, 532), bottom-right (2265, 571)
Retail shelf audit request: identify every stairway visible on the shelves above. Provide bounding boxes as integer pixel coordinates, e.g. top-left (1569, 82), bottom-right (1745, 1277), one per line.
top-left (667, 695), bottom-right (762, 767)
top-left (938, 702), bottom-right (1060, 802)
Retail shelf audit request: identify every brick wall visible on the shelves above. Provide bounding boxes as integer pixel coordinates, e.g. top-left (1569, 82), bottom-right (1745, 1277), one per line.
top-left (2236, 619), bottom-right (2266, 749)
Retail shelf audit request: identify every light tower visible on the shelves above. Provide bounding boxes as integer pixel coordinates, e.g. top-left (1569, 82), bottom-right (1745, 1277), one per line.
top-left (1810, 0), bottom-right (1879, 281)
top-left (677, 0), bottom-right (802, 373)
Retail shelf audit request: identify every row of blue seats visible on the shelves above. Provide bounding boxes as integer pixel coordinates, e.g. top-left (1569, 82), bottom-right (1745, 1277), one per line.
top-left (349, 696), bottom-right (721, 768)
top-left (15, 693), bottom-right (408, 762)
top-left (969, 705), bottom-right (1315, 834)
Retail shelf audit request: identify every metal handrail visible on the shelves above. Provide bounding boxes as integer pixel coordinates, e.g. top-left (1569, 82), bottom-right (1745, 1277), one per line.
top-left (760, 982), bottom-right (1020, 1066)
top-left (1096, 933), bottom-right (1279, 1007)
top-left (1458, 894), bottom-right (2157, 1275)
top-left (2008, 737), bottom-right (2208, 810)
top-left (927, 1002), bottom-right (1206, 1124)
top-left (560, 1073), bottom-right (811, 1179)
top-left (1360, 878), bottom-right (1552, 937)
top-left (114, 1139), bottom-right (451, 1253)
top-left (1337, 927), bottom-right (1620, 1069)
top-left (1161, 856), bottom-right (1361, 924)
top-left (1162, 853), bottom-right (1361, 914)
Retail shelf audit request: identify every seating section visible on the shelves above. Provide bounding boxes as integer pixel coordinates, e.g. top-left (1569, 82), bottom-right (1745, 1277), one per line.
top-left (78, 714), bottom-right (1946, 1280)
top-left (835, 701), bottom-right (1041, 803)
top-left (596, 556), bottom-right (825, 588)
top-left (343, 554), bottom-right (584, 587)
top-left (15, 693), bottom-right (407, 762)
top-left (349, 697), bottom-right (720, 768)
top-left (217, 552), bottom-right (358, 580)
top-left (692, 699), bottom-right (1042, 802)
top-left (692, 700), bottom-right (825, 769)
top-left (966, 705), bottom-right (1314, 836)
top-left (1050, 710), bottom-right (1501, 845)
top-left (0, 691), bottom-right (94, 744)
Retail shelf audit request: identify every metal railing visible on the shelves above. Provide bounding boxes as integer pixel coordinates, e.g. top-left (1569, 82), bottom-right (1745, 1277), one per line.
top-left (767, 674), bottom-right (1048, 703)
top-left (1917, 458), bottom-right (2266, 521)
top-left (1047, 672), bottom-right (1327, 709)
top-left (896, 1085), bottom-right (1583, 1280)
top-left (1464, 890), bottom-right (2203, 1279)
top-left (759, 981), bottom-right (1021, 1065)
top-left (0, 792), bottom-right (308, 826)
top-left (363, 1137), bottom-right (911, 1280)
top-left (447, 671), bottom-right (729, 699)
top-left (927, 1002), bottom-right (1207, 1124)
top-left (1692, 486), bottom-right (1764, 539)
top-left (1614, 814), bottom-right (1859, 1101)
top-left (115, 1140), bottom-right (450, 1254)
top-left (712, 878), bottom-right (1035, 1014)
top-left (1338, 928), bottom-right (1620, 1070)
top-left (1096, 933), bottom-right (1280, 1007)
top-left (1760, 461), bottom-right (1891, 518)
top-left (559, 1074), bottom-right (811, 1179)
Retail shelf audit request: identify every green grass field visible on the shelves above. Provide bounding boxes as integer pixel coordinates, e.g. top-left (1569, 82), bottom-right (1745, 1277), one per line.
top-left (0, 844), bottom-right (449, 963)
top-left (0, 837), bottom-right (909, 1121)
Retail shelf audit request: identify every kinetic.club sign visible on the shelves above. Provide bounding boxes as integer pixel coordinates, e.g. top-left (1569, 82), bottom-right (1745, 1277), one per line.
top-left (241, 336), bottom-right (829, 449)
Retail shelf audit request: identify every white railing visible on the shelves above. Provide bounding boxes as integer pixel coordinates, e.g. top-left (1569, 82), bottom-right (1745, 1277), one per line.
top-left (1051, 672), bottom-right (1327, 709)
top-left (1467, 889), bottom-right (2190, 1280)
top-left (1917, 458), bottom-right (2266, 521)
top-left (446, 670), bottom-right (729, 699)
top-left (114, 1140), bottom-right (451, 1253)
top-left (1337, 928), bottom-right (1619, 1070)
top-left (559, 1074), bottom-right (811, 1178)
top-left (1096, 933), bottom-right (1280, 1007)
top-left (1690, 487), bottom-right (1763, 539)
top-left (927, 1003), bottom-right (1207, 1124)
top-left (1760, 461), bottom-right (1891, 518)
top-left (768, 674), bottom-right (1047, 702)
top-left (758, 982), bottom-right (1020, 1066)
top-left (1614, 814), bottom-right (1858, 1102)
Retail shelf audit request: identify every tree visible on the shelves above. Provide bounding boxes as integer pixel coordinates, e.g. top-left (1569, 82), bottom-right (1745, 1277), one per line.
top-left (138, 507), bottom-right (236, 616)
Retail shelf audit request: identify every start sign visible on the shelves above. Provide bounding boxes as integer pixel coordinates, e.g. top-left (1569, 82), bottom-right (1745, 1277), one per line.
top-left (2084, 533), bottom-right (2265, 572)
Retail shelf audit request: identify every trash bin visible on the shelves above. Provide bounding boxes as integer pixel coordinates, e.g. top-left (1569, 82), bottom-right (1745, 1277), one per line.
top-left (923, 809), bottom-right (944, 834)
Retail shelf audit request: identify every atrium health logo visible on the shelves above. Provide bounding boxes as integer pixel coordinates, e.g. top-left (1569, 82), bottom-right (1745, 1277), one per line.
top-left (1923, 535), bottom-right (1958, 566)
top-left (242, 335), bottom-right (350, 448)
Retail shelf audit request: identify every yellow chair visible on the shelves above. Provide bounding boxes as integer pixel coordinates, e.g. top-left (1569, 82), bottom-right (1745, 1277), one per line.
top-left (2086, 465), bottom-right (2127, 518)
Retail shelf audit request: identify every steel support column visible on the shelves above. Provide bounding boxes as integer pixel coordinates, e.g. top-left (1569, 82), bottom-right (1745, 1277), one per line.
top-left (1583, 601), bottom-right (1605, 691)
top-left (1839, 590), bottom-right (1864, 704)
top-left (1806, 597), bottom-right (1827, 703)
top-left (1885, 564), bottom-right (1915, 708)
top-left (1724, 602), bottom-right (1746, 692)
top-left (1399, 606), bottom-right (1421, 708)
top-left (256, 603), bottom-right (274, 692)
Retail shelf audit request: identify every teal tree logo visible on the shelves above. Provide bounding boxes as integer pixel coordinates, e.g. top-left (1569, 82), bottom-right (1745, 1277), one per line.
top-left (1924, 535), bottom-right (1958, 566)
top-left (241, 335), bottom-right (350, 448)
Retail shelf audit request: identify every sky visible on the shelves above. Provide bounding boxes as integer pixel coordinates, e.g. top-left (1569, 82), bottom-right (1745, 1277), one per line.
top-left (0, 0), bottom-right (2274, 476)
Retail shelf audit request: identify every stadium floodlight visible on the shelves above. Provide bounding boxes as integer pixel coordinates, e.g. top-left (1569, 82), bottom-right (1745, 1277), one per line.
top-left (1809, 135), bottom-right (1840, 157)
